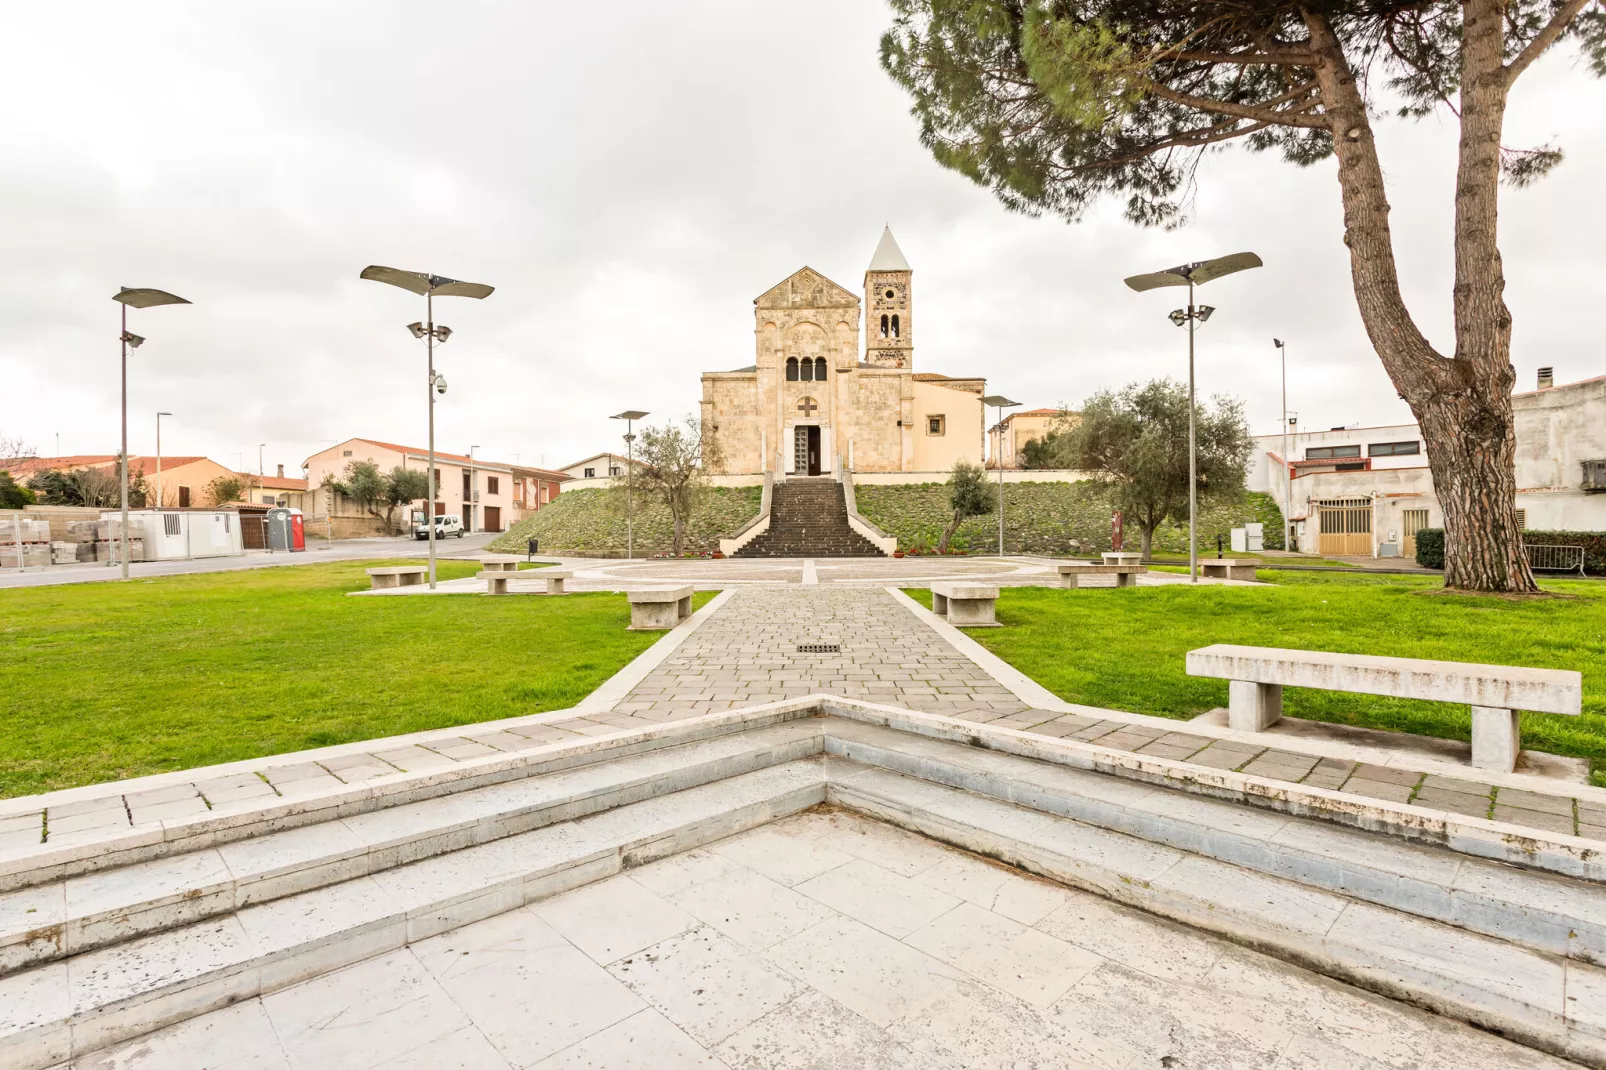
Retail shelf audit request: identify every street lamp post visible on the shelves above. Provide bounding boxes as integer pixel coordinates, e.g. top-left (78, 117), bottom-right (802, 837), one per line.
top-left (468, 445), bottom-right (479, 534)
top-left (156, 412), bottom-right (173, 509)
top-left (611, 412), bottom-right (648, 560)
top-left (112, 287), bottom-right (191, 581)
top-left (1124, 252), bottom-right (1262, 582)
top-left (1273, 339), bottom-right (1292, 554)
top-left (981, 395), bottom-right (1020, 557)
top-left (360, 266), bottom-right (494, 590)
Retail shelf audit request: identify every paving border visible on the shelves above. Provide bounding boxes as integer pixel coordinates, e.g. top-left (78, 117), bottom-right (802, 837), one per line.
top-left (887, 585), bottom-right (1606, 808)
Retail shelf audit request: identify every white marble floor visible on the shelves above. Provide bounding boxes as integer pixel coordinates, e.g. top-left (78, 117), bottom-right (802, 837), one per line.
top-left (62, 810), bottom-right (1576, 1070)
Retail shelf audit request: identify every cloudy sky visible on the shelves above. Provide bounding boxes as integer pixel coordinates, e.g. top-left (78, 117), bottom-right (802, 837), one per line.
top-left (4, 1), bottom-right (1602, 476)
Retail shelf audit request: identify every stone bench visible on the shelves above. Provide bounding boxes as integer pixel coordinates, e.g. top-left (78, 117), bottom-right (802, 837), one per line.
top-left (477, 555), bottom-right (524, 573)
top-left (931, 583), bottom-right (1000, 627)
top-left (1056, 563), bottom-right (1146, 588)
top-left (1186, 643), bottom-right (1583, 773)
top-left (627, 586), bottom-right (694, 630)
top-left (1102, 551), bottom-right (1144, 566)
top-left (1200, 560), bottom-right (1257, 581)
top-left (482, 568), bottom-right (575, 595)
top-left (365, 566), bottom-right (427, 590)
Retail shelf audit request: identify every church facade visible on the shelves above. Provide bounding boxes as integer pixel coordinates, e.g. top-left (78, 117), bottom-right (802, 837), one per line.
top-left (700, 228), bottom-right (986, 476)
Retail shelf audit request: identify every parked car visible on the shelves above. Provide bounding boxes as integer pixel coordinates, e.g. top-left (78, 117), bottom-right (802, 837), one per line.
top-left (414, 514), bottom-right (465, 540)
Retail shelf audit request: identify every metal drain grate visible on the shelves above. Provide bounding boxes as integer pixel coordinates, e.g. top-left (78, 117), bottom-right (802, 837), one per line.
top-left (796, 643), bottom-right (841, 654)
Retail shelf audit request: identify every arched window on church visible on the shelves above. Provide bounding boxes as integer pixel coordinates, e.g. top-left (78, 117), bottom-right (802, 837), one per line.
top-left (814, 357), bottom-right (827, 380)
top-left (890, 314), bottom-right (900, 339)
top-left (800, 356), bottom-right (814, 381)
top-left (785, 357), bottom-right (799, 381)
top-left (879, 314), bottom-right (889, 338)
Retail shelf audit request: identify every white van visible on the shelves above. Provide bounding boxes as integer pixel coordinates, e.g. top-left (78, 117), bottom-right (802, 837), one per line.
top-left (414, 514), bottom-right (465, 540)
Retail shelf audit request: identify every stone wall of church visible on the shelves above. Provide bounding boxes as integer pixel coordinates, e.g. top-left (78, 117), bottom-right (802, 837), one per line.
top-left (702, 374), bottom-right (763, 474)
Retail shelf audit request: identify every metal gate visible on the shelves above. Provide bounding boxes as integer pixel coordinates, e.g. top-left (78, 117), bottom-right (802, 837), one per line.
top-left (1316, 498), bottom-right (1372, 556)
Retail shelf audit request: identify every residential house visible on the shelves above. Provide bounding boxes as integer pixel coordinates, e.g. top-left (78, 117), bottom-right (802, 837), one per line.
top-left (559, 452), bottom-right (640, 481)
top-left (509, 465), bottom-right (569, 523)
top-left (1247, 369), bottom-right (1606, 557)
top-left (8, 454), bottom-right (238, 508)
top-left (305, 438), bottom-right (523, 534)
top-left (988, 408), bottom-right (1073, 469)
top-left (239, 466), bottom-right (311, 509)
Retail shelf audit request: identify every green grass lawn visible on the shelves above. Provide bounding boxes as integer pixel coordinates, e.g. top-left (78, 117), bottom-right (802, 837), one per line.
top-left (0, 561), bottom-right (712, 798)
top-left (909, 572), bottom-right (1606, 786)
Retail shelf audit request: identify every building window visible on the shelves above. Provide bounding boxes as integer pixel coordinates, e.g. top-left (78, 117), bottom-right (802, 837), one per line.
top-left (261, 494), bottom-right (276, 505)
top-left (800, 357), bottom-right (814, 382)
top-left (927, 415), bottom-right (945, 436)
top-left (814, 357), bottom-right (827, 380)
top-left (879, 314), bottom-right (889, 338)
top-left (583, 467), bottom-right (595, 478)
top-left (885, 288), bottom-right (895, 299)
top-left (1305, 445), bottom-right (1362, 460)
top-left (487, 476), bottom-right (500, 495)
top-left (786, 357), bottom-right (799, 381)
top-left (1369, 441), bottom-right (1420, 457)
top-left (1515, 508), bottom-right (1528, 530)
top-left (163, 513), bottom-right (181, 536)
top-left (178, 486), bottom-right (191, 508)
top-left (609, 465), bottom-right (621, 475)
top-left (342, 450), bottom-right (352, 457)
top-left (891, 314), bottom-right (900, 339)
top-left (1583, 459), bottom-right (1606, 490)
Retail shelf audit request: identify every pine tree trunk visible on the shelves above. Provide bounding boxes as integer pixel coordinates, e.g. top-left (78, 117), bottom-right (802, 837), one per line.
top-left (1305, 9), bottom-right (1537, 592)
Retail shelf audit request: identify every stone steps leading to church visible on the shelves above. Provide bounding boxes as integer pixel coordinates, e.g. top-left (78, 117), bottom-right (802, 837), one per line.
top-left (736, 478), bottom-right (886, 558)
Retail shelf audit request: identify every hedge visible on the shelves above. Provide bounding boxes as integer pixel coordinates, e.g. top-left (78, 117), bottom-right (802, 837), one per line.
top-left (1414, 527), bottom-right (1606, 575)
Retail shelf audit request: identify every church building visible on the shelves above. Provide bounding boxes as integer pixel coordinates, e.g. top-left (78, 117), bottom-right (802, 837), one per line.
top-left (700, 228), bottom-right (986, 476)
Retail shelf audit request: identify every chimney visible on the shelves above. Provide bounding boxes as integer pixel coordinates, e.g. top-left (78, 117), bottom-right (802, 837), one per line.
top-left (276, 464), bottom-right (285, 478)
top-left (1537, 367), bottom-right (1554, 390)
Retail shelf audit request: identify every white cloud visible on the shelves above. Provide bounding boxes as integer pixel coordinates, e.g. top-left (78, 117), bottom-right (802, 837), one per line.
top-left (3, 1), bottom-right (1601, 472)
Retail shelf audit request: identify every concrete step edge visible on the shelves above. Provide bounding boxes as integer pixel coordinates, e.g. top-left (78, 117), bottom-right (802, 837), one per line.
top-left (0, 724), bottom-right (824, 978)
top-left (826, 725), bottom-right (1606, 967)
top-left (829, 768), bottom-right (1605, 1069)
top-left (0, 761), bottom-right (830, 1070)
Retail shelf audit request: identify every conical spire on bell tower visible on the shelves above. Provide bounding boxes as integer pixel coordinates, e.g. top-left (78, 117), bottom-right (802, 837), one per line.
top-left (864, 226), bottom-right (913, 369)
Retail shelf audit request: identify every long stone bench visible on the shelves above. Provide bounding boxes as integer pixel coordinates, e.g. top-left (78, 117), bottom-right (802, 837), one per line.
top-left (1200, 559), bottom-right (1257, 581)
top-left (1102, 551), bottom-right (1144, 566)
top-left (365, 566), bottom-right (426, 590)
top-left (482, 568), bottom-right (573, 596)
top-left (931, 582), bottom-right (1000, 627)
top-left (477, 554), bottom-right (524, 573)
top-left (1056, 562), bottom-right (1146, 588)
top-left (627, 585), bottom-right (694, 630)
top-left (1186, 643), bottom-right (1583, 772)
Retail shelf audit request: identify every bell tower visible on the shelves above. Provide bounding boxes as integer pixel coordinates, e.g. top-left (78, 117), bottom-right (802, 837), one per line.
top-left (864, 226), bottom-right (912, 370)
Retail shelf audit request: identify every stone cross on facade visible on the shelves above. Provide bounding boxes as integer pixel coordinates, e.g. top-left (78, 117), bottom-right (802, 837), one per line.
top-left (797, 397), bottom-right (818, 416)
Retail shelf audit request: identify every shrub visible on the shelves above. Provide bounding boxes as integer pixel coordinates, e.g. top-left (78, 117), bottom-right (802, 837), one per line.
top-left (1414, 527), bottom-right (1605, 574)
top-left (1415, 527), bottom-right (1445, 569)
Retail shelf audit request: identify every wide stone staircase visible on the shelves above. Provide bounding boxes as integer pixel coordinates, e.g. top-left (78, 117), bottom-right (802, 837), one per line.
top-left (735, 477), bottom-right (885, 557)
top-left (2, 702), bottom-right (1603, 1067)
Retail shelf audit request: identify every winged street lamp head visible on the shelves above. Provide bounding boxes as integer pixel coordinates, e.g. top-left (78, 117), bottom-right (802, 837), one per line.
top-left (359, 266), bottom-right (494, 300)
top-left (113, 287), bottom-right (191, 309)
top-left (1123, 252), bottom-right (1263, 293)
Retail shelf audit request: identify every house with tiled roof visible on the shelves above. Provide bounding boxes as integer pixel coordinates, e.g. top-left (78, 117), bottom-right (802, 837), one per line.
top-left (7, 454), bottom-right (239, 507)
top-left (303, 438), bottom-right (568, 535)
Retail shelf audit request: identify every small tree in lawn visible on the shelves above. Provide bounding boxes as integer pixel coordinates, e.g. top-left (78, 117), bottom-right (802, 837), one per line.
top-left (203, 475), bottom-right (246, 507)
top-left (386, 468), bottom-right (431, 532)
top-left (330, 459), bottom-right (412, 535)
top-left (1064, 380), bottom-right (1253, 560)
top-left (938, 458), bottom-right (995, 553)
top-left (629, 417), bottom-right (720, 557)
top-left (881, 0), bottom-right (1606, 591)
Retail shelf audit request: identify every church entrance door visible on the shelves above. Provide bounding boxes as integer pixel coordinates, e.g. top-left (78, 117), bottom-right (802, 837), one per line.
top-left (793, 426), bottom-right (821, 476)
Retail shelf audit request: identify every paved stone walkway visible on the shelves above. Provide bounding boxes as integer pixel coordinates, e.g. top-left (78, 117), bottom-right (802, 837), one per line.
top-left (609, 588), bottom-right (1029, 723)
